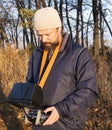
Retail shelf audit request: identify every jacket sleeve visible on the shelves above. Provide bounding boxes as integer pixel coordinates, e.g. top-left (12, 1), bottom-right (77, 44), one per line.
top-left (26, 49), bottom-right (42, 83)
top-left (55, 49), bottom-right (98, 119)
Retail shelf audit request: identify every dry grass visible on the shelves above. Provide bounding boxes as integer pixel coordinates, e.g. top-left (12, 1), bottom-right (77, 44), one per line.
top-left (0, 45), bottom-right (29, 95)
top-left (0, 45), bottom-right (112, 130)
top-left (0, 45), bottom-right (31, 130)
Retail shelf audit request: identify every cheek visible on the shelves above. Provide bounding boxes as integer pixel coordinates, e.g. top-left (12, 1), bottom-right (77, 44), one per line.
top-left (49, 33), bottom-right (59, 43)
top-left (54, 34), bottom-right (59, 43)
top-left (47, 37), bottom-right (54, 43)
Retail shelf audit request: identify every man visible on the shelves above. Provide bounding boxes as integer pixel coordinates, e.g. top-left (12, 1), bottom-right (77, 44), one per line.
top-left (26, 7), bottom-right (98, 130)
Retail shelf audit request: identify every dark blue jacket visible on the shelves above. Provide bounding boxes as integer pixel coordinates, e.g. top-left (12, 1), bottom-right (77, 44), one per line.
top-left (26, 33), bottom-right (98, 130)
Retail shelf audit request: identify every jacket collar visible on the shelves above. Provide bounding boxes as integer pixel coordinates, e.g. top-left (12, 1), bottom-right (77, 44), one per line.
top-left (59, 32), bottom-right (69, 52)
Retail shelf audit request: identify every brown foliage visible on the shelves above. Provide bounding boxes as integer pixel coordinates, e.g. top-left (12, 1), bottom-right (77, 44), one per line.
top-left (0, 46), bottom-right (112, 130)
top-left (0, 45), bottom-right (32, 130)
top-left (85, 56), bottom-right (112, 130)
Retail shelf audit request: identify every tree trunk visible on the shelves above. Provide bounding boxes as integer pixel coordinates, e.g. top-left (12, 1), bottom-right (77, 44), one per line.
top-left (23, 28), bottom-right (26, 49)
top-left (54, 0), bottom-right (58, 10)
top-left (41, 0), bottom-right (46, 7)
top-left (99, 0), bottom-right (105, 56)
top-left (92, 0), bottom-right (99, 57)
top-left (48, 0), bottom-right (52, 7)
top-left (15, 15), bottom-right (19, 49)
top-left (80, 0), bottom-right (84, 47)
top-left (59, 0), bottom-right (63, 27)
top-left (65, 0), bottom-right (73, 38)
top-left (76, 0), bottom-right (81, 44)
top-left (86, 11), bottom-right (92, 48)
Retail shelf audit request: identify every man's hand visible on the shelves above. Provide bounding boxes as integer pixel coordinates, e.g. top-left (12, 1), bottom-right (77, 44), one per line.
top-left (43, 106), bottom-right (60, 126)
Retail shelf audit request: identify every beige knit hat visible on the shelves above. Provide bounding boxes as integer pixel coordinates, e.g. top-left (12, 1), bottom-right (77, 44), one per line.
top-left (33, 7), bottom-right (62, 30)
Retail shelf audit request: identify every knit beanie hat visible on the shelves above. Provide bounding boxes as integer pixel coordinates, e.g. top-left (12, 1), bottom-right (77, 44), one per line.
top-left (33, 7), bottom-right (62, 30)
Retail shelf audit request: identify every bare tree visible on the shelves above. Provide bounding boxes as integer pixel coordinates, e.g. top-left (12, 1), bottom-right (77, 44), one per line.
top-left (65, 0), bottom-right (73, 38)
top-left (59, 0), bottom-right (64, 26)
top-left (80, 0), bottom-right (84, 46)
top-left (54, 0), bottom-right (58, 10)
top-left (76, 1), bottom-right (80, 44)
top-left (1, 0), bottom-right (112, 52)
top-left (15, 0), bottom-right (30, 49)
top-left (99, 0), bottom-right (105, 55)
top-left (92, 0), bottom-right (100, 56)
top-left (85, 11), bottom-right (93, 48)
top-left (76, 0), bottom-right (83, 45)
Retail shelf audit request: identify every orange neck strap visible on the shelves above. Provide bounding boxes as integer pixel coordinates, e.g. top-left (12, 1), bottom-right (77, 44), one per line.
top-left (38, 38), bottom-right (62, 89)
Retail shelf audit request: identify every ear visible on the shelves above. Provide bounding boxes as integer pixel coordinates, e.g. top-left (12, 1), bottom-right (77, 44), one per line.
top-left (58, 27), bottom-right (62, 34)
top-left (58, 27), bottom-right (62, 44)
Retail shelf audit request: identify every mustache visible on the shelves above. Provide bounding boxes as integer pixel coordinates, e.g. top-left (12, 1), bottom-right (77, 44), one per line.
top-left (41, 42), bottom-right (52, 45)
top-left (44, 42), bottom-right (52, 44)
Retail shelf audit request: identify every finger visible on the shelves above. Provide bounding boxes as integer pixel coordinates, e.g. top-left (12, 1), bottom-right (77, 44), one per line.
top-left (43, 113), bottom-right (57, 126)
top-left (44, 107), bottom-right (53, 113)
top-left (43, 108), bottom-right (59, 126)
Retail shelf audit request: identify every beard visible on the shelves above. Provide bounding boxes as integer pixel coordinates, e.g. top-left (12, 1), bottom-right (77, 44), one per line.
top-left (42, 42), bottom-right (59, 51)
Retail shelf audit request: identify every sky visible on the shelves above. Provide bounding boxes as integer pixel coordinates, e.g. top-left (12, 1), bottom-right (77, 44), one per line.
top-left (1, 0), bottom-right (112, 48)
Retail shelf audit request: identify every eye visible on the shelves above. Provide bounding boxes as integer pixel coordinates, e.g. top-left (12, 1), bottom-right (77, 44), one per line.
top-left (38, 35), bottom-right (42, 40)
top-left (45, 34), bottom-right (50, 37)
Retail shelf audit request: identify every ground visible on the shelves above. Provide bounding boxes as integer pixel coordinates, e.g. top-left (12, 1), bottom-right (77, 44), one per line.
top-left (0, 51), bottom-right (112, 130)
top-left (0, 88), bottom-right (32, 130)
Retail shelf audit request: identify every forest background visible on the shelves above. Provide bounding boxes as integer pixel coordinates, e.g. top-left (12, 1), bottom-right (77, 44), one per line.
top-left (0, 0), bottom-right (112, 130)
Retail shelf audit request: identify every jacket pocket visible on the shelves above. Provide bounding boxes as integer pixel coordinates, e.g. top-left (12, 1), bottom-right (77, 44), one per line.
top-left (61, 109), bottom-right (87, 130)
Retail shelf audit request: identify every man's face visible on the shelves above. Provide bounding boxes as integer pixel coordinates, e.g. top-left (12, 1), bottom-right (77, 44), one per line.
top-left (37, 28), bottom-right (61, 50)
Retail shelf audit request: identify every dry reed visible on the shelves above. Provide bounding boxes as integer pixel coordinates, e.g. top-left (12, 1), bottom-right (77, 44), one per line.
top-left (0, 45), bottom-right (29, 96)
